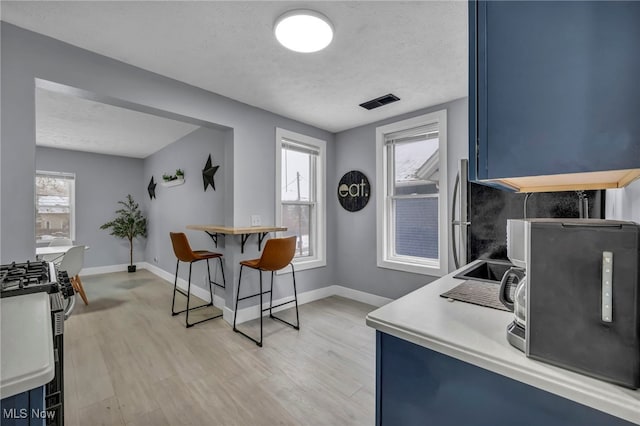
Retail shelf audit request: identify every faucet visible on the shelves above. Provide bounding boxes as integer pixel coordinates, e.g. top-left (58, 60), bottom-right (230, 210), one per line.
top-left (576, 191), bottom-right (589, 219)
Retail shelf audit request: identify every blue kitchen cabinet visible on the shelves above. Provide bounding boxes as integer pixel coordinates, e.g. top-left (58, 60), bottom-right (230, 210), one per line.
top-left (0, 386), bottom-right (46, 426)
top-left (375, 332), bottom-right (634, 426)
top-left (469, 1), bottom-right (640, 183)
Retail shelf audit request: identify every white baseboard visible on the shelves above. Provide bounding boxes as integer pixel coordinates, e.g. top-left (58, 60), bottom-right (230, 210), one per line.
top-left (94, 262), bottom-right (392, 325)
top-left (141, 262), bottom-right (225, 308)
top-left (82, 263), bottom-right (132, 276)
top-left (223, 306), bottom-right (235, 325)
top-left (332, 285), bottom-right (392, 307)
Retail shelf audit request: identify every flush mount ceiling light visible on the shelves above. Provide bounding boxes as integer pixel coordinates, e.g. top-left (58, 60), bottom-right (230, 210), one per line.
top-left (274, 9), bottom-right (334, 53)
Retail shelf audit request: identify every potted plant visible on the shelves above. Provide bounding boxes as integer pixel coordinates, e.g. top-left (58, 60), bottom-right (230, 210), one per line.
top-left (175, 168), bottom-right (184, 179)
top-left (162, 173), bottom-right (176, 182)
top-left (100, 194), bottom-right (147, 272)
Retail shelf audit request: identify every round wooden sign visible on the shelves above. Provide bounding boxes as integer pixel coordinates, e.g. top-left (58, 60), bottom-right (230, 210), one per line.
top-left (337, 170), bottom-right (370, 212)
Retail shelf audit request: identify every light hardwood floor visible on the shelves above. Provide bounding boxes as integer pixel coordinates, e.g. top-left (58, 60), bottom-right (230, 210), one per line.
top-left (63, 270), bottom-right (376, 425)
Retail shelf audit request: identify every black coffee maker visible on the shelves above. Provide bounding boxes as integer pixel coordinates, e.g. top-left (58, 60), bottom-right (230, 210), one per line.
top-left (505, 219), bottom-right (640, 389)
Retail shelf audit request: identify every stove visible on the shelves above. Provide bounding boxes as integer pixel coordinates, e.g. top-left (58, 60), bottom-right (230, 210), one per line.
top-left (0, 260), bottom-right (75, 426)
top-left (1, 261), bottom-right (56, 295)
top-left (1, 261), bottom-right (75, 302)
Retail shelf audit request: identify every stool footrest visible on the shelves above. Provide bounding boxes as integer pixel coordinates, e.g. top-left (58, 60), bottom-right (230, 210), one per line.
top-left (270, 313), bottom-right (299, 330)
top-left (209, 280), bottom-right (225, 289)
top-left (233, 327), bottom-right (263, 347)
top-left (172, 302), bottom-right (213, 315)
top-left (186, 312), bottom-right (223, 328)
top-left (237, 290), bottom-right (271, 302)
top-left (261, 299), bottom-right (295, 311)
top-left (175, 288), bottom-right (189, 297)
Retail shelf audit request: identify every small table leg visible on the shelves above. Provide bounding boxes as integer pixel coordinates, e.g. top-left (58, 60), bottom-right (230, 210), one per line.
top-left (240, 234), bottom-right (251, 253)
top-left (257, 232), bottom-right (270, 251)
top-left (205, 232), bottom-right (219, 247)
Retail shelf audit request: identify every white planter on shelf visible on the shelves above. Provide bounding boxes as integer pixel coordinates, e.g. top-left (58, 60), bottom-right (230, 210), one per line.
top-left (161, 178), bottom-right (185, 188)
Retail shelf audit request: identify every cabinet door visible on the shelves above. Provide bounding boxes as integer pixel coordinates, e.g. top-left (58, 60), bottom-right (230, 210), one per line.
top-left (376, 332), bottom-right (635, 426)
top-left (471, 1), bottom-right (640, 181)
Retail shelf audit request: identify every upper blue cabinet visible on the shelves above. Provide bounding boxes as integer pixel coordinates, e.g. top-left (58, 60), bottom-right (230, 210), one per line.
top-left (469, 1), bottom-right (640, 192)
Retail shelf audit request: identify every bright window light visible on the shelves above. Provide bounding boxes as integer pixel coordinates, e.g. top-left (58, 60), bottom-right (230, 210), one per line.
top-left (274, 10), bottom-right (334, 53)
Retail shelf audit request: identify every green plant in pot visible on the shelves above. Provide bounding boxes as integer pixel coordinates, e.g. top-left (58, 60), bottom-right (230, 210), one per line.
top-left (100, 194), bottom-right (147, 273)
top-left (175, 168), bottom-right (184, 179)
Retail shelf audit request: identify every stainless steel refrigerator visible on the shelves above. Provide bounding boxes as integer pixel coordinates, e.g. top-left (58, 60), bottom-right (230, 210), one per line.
top-left (450, 159), bottom-right (605, 269)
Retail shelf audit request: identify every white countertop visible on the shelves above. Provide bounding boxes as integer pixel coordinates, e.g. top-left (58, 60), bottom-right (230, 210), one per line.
top-left (366, 260), bottom-right (640, 425)
top-left (0, 292), bottom-right (55, 399)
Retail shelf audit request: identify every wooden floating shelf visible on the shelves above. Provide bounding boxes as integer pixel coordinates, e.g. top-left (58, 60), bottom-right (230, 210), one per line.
top-left (160, 178), bottom-right (185, 188)
top-left (489, 168), bottom-right (640, 193)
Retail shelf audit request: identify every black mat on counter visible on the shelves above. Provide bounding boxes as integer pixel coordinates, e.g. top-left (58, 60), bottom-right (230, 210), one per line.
top-left (440, 280), bottom-right (510, 311)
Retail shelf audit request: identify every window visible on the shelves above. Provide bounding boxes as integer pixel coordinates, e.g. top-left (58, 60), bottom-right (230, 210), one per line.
top-left (376, 110), bottom-right (448, 276)
top-left (276, 128), bottom-right (326, 270)
top-left (35, 171), bottom-right (75, 243)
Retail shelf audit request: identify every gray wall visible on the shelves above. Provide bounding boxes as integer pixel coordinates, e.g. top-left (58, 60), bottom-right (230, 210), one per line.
top-left (3, 22), bottom-right (472, 304)
top-left (333, 97), bottom-right (468, 300)
top-left (35, 147), bottom-right (146, 268)
top-left (143, 126), bottom-right (228, 291)
top-left (1, 23), bottom-right (335, 300)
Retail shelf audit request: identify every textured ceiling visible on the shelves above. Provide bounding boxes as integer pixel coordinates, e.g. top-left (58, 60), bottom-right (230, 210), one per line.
top-left (36, 88), bottom-right (199, 158)
top-left (3, 1), bottom-right (468, 134)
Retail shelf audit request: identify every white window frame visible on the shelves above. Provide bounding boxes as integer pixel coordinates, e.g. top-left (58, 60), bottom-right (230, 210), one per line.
top-left (275, 128), bottom-right (326, 272)
top-left (35, 170), bottom-right (76, 244)
top-left (376, 110), bottom-right (448, 276)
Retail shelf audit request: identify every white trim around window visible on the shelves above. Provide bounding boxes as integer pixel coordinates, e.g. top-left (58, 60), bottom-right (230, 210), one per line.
top-left (375, 110), bottom-right (449, 276)
top-left (275, 127), bottom-right (327, 272)
top-left (35, 170), bottom-right (76, 244)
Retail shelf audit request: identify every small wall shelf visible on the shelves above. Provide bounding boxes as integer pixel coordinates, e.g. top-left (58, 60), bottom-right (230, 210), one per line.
top-left (161, 178), bottom-right (185, 188)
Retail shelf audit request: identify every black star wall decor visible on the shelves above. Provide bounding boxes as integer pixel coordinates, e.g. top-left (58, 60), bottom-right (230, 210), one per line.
top-left (147, 176), bottom-right (157, 199)
top-left (202, 154), bottom-right (220, 192)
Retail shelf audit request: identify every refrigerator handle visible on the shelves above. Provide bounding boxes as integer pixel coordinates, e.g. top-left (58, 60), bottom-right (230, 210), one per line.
top-left (451, 172), bottom-right (461, 269)
top-left (451, 159), bottom-right (470, 270)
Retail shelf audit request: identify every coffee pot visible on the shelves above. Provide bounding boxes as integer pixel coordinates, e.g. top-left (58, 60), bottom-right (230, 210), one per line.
top-left (499, 219), bottom-right (529, 352)
top-left (499, 267), bottom-right (526, 328)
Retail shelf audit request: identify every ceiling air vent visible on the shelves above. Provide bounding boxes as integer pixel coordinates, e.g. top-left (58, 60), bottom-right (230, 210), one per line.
top-left (359, 93), bottom-right (400, 110)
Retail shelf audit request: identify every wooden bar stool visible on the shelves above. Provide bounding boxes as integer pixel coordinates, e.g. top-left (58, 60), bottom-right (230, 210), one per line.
top-left (233, 236), bottom-right (299, 347)
top-left (169, 232), bottom-right (226, 328)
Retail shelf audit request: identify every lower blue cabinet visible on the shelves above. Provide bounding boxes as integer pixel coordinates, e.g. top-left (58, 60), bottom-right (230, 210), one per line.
top-left (376, 332), bottom-right (634, 426)
top-left (1, 386), bottom-right (46, 426)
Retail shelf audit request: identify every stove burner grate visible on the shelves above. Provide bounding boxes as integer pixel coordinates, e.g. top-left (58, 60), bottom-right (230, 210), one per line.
top-left (0, 261), bottom-right (52, 291)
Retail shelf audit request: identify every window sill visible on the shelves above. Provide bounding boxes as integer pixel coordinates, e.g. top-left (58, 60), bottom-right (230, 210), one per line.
top-left (377, 258), bottom-right (445, 277)
top-left (278, 258), bottom-right (326, 274)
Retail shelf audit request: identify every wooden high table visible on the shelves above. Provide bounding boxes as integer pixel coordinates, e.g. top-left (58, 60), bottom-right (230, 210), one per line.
top-left (186, 225), bottom-right (287, 253)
